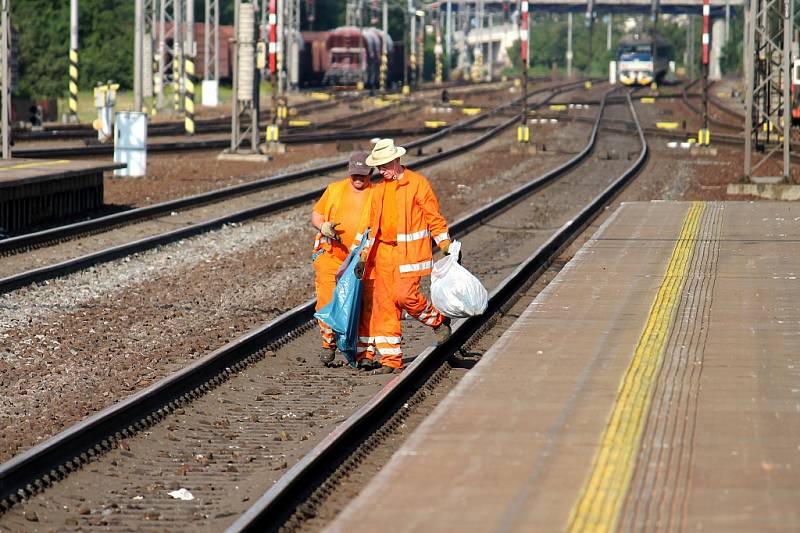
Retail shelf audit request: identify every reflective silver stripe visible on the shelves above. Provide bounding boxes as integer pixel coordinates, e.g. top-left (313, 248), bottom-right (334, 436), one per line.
top-left (357, 336), bottom-right (402, 344)
top-left (376, 347), bottom-right (402, 356)
top-left (397, 229), bottom-right (431, 242)
top-left (399, 260), bottom-right (433, 273)
top-left (433, 232), bottom-right (450, 245)
top-left (357, 346), bottom-right (376, 353)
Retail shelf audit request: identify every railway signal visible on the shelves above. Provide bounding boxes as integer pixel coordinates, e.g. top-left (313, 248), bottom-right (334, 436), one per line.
top-left (517, 0), bottom-right (529, 144)
top-left (699, 0), bottom-right (710, 146)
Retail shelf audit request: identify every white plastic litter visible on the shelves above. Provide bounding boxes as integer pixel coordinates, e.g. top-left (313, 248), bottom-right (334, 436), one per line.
top-left (431, 241), bottom-right (488, 318)
top-left (168, 488), bottom-right (195, 501)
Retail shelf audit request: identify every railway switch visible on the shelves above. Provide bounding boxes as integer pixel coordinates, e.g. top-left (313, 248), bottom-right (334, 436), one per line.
top-left (93, 82), bottom-right (119, 143)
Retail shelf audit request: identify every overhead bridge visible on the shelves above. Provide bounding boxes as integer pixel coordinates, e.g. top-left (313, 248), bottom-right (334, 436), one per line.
top-left (444, 0), bottom-right (742, 15)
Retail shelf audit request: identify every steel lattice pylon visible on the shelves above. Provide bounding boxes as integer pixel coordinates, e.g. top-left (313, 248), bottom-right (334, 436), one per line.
top-left (743, 0), bottom-right (794, 181)
top-left (204, 0), bottom-right (219, 81)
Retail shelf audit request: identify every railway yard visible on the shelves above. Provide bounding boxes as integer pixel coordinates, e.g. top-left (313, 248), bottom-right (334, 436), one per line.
top-left (1, 72), bottom-right (799, 533)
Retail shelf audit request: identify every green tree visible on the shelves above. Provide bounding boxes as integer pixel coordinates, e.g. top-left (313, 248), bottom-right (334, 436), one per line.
top-left (11, 0), bottom-right (133, 98)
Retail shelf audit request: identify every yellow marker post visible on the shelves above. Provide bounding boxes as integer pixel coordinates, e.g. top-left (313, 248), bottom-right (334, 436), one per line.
top-left (516, 125), bottom-right (530, 143)
top-left (424, 120), bottom-right (447, 128)
top-left (655, 122), bottom-right (679, 130)
top-left (640, 97), bottom-right (655, 104)
top-left (266, 125), bottom-right (280, 143)
top-left (461, 107), bottom-right (481, 116)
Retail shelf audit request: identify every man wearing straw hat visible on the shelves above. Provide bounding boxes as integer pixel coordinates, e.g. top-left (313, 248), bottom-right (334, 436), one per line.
top-left (354, 139), bottom-right (454, 374)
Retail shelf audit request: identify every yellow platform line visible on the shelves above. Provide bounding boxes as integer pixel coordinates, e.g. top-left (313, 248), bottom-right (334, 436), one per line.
top-left (568, 202), bottom-right (706, 533)
top-left (0, 159), bottom-right (71, 171)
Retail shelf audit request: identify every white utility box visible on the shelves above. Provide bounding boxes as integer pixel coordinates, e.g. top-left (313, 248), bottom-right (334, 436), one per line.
top-left (114, 111), bottom-right (147, 177)
top-left (202, 79), bottom-right (219, 106)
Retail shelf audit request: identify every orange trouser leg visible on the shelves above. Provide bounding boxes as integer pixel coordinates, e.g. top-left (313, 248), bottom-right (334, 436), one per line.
top-left (394, 275), bottom-right (445, 329)
top-left (359, 243), bottom-right (404, 368)
top-left (313, 252), bottom-right (342, 349)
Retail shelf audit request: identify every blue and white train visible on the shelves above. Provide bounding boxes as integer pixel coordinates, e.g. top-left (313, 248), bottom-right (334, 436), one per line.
top-left (617, 33), bottom-right (671, 86)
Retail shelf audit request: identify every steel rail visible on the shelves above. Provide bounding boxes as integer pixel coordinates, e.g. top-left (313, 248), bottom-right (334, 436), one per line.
top-left (0, 80), bottom-right (589, 259)
top-left (9, 122), bottom-right (478, 159)
top-left (13, 93), bottom-right (345, 141)
top-left (227, 89), bottom-right (649, 532)
top-left (14, 80), bottom-right (511, 142)
top-left (681, 79), bottom-right (742, 132)
top-left (0, 112), bottom-right (524, 293)
top-left (0, 79), bottom-right (600, 510)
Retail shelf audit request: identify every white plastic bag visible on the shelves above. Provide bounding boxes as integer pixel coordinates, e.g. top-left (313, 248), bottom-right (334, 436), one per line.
top-left (430, 241), bottom-right (488, 318)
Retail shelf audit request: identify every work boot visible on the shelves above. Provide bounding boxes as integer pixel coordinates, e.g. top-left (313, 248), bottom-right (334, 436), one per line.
top-left (433, 317), bottom-right (452, 345)
top-left (357, 358), bottom-right (376, 371)
top-left (371, 364), bottom-right (397, 375)
top-left (319, 346), bottom-right (336, 366)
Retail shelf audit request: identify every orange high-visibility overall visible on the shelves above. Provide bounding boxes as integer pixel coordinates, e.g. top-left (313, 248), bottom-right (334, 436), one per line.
top-left (357, 168), bottom-right (451, 369)
top-left (312, 179), bottom-right (372, 349)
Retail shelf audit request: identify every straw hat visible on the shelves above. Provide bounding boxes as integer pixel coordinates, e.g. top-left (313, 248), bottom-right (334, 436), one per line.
top-left (365, 138), bottom-right (406, 166)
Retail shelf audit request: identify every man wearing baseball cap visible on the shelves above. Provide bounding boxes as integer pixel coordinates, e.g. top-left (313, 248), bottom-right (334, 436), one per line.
top-left (354, 138), bottom-right (453, 374)
top-left (311, 152), bottom-right (375, 366)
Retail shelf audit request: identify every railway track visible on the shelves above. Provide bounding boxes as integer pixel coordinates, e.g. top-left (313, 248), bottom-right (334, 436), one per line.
top-left (13, 80), bottom-right (511, 144)
top-left (0, 86), bottom-right (646, 531)
top-left (230, 87), bottom-right (649, 533)
top-left (9, 83), bottom-right (514, 158)
top-left (0, 79), bottom-right (591, 294)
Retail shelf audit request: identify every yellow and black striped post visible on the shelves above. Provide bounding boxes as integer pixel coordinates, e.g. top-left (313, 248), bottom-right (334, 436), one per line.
top-left (184, 55), bottom-right (195, 135)
top-left (172, 57), bottom-right (180, 111)
top-left (380, 52), bottom-right (387, 92)
top-left (69, 49), bottom-right (79, 121)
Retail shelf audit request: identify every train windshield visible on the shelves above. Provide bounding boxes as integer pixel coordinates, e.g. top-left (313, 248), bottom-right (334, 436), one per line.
top-left (331, 51), bottom-right (361, 65)
top-left (619, 44), bottom-right (652, 62)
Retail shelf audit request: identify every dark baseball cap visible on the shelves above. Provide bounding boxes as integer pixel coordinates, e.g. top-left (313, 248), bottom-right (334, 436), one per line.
top-left (348, 151), bottom-right (372, 176)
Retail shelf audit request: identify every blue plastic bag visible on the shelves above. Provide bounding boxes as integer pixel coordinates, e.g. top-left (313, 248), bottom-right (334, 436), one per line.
top-left (314, 230), bottom-right (369, 367)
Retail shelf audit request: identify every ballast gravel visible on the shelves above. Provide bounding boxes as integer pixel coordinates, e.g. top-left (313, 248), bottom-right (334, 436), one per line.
top-left (0, 207), bottom-right (311, 461)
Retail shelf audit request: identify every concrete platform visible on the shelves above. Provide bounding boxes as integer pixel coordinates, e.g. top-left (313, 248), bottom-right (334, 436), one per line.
top-left (0, 158), bottom-right (122, 234)
top-left (326, 201), bottom-right (800, 532)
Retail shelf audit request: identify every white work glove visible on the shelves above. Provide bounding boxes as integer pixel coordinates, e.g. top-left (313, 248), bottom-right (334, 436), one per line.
top-left (320, 221), bottom-right (341, 241)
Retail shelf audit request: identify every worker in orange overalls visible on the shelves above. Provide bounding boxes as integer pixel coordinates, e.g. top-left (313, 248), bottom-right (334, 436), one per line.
top-left (311, 152), bottom-right (374, 366)
top-left (354, 138), bottom-right (453, 374)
